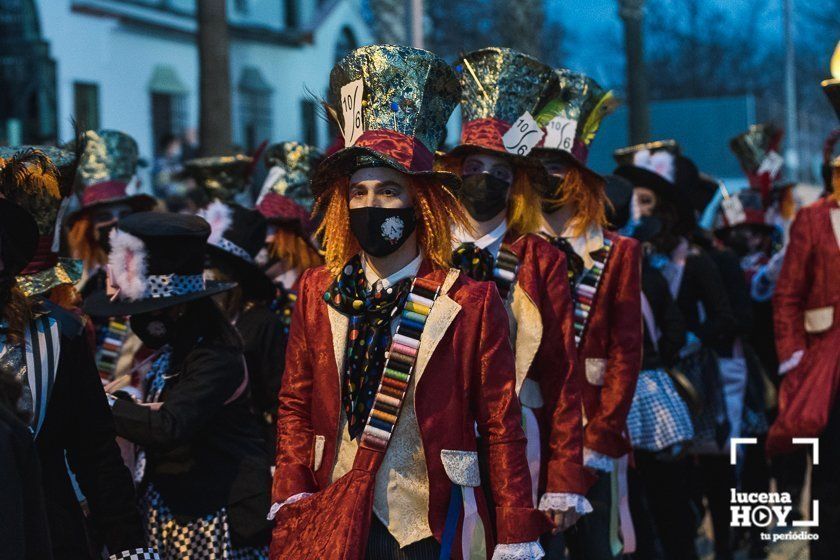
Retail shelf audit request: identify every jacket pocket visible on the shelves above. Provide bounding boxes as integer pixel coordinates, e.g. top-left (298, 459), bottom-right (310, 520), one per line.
top-left (440, 449), bottom-right (481, 487)
top-left (312, 435), bottom-right (326, 471)
top-left (804, 306), bottom-right (834, 334)
top-left (585, 358), bottom-right (607, 386)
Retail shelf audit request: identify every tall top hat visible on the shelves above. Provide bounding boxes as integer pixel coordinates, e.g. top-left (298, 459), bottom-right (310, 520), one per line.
top-left (821, 41), bottom-right (840, 122)
top-left (200, 200), bottom-right (274, 300)
top-left (261, 142), bottom-right (320, 211)
top-left (68, 130), bottom-right (156, 224)
top-left (0, 148), bottom-right (84, 296)
top-left (312, 45), bottom-right (461, 197)
top-left (712, 188), bottom-right (774, 237)
top-left (533, 69), bottom-right (619, 183)
top-left (83, 212), bottom-right (235, 316)
top-left (183, 154), bottom-right (254, 203)
top-left (447, 47), bottom-right (556, 164)
top-left (729, 123), bottom-right (785, 195)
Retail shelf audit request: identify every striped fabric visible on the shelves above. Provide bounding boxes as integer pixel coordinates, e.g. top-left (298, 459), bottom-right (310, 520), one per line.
top-left (96, 317), bottom-right (130, 379)
top-left (360, 277), bottom-right (442, 452)
top-left (491, 245), bottom-right (520, 300)
top-left (23, 314), bottom-right (61, 436)
top-left (571, 237), bottom-right (613, 348)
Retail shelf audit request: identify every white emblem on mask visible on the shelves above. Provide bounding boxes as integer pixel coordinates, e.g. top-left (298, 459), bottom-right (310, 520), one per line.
top-left (381, 216), bottom-right (405, 242)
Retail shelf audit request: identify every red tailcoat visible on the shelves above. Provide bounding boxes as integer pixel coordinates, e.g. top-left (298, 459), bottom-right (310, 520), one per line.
top-left (504, 231), bottom-right (594, 495)
top-left (273, 261), bottom-right (547, 553)
top-left (576, 231), bottom-right (643, 458)
top-left (769, 197), bottom-right (840, 454)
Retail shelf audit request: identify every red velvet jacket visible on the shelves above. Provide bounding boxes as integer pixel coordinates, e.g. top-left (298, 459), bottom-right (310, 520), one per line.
top-left (504, 231), bottom-right (593, 495)
top-left (576, 231), bottom-right (642, 458)
top-left (273, 261), bottom-right (547, 548)
top-left (773, 197), bottom-right (840, 364)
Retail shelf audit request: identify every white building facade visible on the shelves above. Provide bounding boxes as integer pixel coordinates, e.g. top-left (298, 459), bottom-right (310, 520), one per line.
top-left (37, 0), bottom-right (372, 161)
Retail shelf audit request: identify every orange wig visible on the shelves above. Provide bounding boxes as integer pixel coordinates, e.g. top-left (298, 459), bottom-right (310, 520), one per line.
top-left (544, 166), bottom-right (609, 236)
top-left (67, 218), bottom-right (108, 271)
top-left (267, 228), bottom-right (323, 277)
top-left (315, 176), bottom-right (468, 277)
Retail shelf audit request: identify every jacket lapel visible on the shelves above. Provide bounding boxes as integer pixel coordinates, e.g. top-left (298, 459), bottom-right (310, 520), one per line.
top-left (830, 208), bottom-right (840, 253)
top-left (509, 284), bottom-right (543, 393)
top-left (414, 269), bottom-right (462, 385)
top-left (327, 305), bottom-right (349, 382)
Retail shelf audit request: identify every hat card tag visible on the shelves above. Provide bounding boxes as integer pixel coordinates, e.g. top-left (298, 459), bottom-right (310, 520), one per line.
top-left (503, 111), bottom-right (545, 156)
top-left (544, 116), bottom-right (579, 152)
top-left (341, 79), bottom-right (365, 147)
top-left (757, 150), bottom-right (784, 179)
top-left (721, 196), bottom-right (747, 226)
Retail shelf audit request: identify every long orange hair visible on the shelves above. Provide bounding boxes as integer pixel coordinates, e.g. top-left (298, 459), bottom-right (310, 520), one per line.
top-left (436, 155), bottom-right (543, 235)
top-left (267, 228), bottom-right (323, 277)
top-left (832, 168), bottom-right (840, 202)
top-left (544, 166), bottom-right (609, 236)
top-left (67, 218), bottom-right (107, 271)
top-left (315, 176), bottom-right (468, 277)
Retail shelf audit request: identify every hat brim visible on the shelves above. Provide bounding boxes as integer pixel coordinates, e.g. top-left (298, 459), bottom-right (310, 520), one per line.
top-left (311, 146), bottom-right (460, 198)
top-left (16, 257), bottom-right (83, 297)
top-left (66, 194), bottom-right (158, 226)
top-left (0, 198), bottom-right (39, 275)
top-left (83, 280), bottom-right (236, 316)
top-left (206, 245), bottom-right (276, 301)
top-left (530, 148), bottom-right (605, 188)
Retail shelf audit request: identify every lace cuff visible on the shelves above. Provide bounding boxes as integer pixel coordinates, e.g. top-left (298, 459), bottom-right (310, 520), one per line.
top-left (583, 447), bottom-right (615, 473)
top-left (109, 549), bottom-right (159, 559)
top-left (266, 492), bottom-right (313, 520)
top-left (778, 350), bottom-right (804, 375)
top-left (491, 541), bottom-right (545, 560)
top-left (538, 492), bottom-right (593, 515)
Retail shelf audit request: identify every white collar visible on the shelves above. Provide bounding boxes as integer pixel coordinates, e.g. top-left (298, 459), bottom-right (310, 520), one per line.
top-left (454, 219), bottom-right (508, 257)
top-left (362, 251), bottom-right (423, 291)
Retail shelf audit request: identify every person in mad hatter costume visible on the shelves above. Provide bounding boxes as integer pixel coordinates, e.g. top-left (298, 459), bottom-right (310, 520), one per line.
top-left (532, 69), bottom-right (641, 560)
top-left (0, 152), bottom-right (155, 560)
top-left (200, 200), bottom-right (290, 452)
top-left (183, 153), bottom-right (255, 207)
top-left (84, 212), bottom-right (272, 559)
top-left (269, 45), bottom-right (549, 560)
top-left (613, 141), bottom-right (739, 560)
top-left (767, 80), bottom-right (840, 560)
top-left (436, 47), bottom-right (593, 538)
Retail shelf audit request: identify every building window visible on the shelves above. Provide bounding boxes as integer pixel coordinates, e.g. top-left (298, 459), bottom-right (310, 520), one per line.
top-left (233, 0), bottom-right (249, 14)
top-left (285, 0), bottom-right (298, 28)
top-left (301, 99), bottom-right (317, 146)
top-left (74, 82), bottom-right (100, 131)
top-left (238, 67), bottom-right (273, 152)
top-left (334, 26), bottom-right (357, 63)
top-left (148, 65), bottom-right (189, 155)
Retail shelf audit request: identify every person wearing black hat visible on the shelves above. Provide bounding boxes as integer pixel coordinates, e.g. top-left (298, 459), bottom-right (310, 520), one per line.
top-left (200, 200), bottom-right (288, 452)
top-left (85, 212), bottom-right (271, 559)
top-left (1, 157), bottom-right (154, 560)
top-left (614, 142), bottom-right (740, 560)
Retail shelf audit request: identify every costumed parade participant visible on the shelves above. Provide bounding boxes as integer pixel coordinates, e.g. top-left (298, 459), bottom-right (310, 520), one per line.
top-left (201, 200), bottom-right (289, 451)
top-left (767, 80), bottom-right (840, 560)
top-left (534, 69), bottom-right (641, 560)
top-left (439, 47), bottom-right (592, 532)
top-left (606, 174), bottom-right (697, 560)
top-left (614, 141), bottom-right (739, 560)
top-left (269, 45), bottom-right (549, 560)
top-left (183, 153), bottom-right (255, 206)
top-left (68, 130), bottom-right (157, 384)
top-left (84, 212), bottom-right (272, 559)
top-left (1, 150), bottom-right (154, 560)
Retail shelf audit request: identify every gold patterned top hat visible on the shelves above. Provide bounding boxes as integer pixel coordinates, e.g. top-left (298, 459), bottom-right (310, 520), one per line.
top-left (729, 124), bottom-right (785, 195)
top-left (311, 44), bottom-right (461, 197)
top-left (447, 48), bottom-right (557, 160)
top-left (821, 41), bottom-right (840, 122)
top-left (533, 69), bottom-right (618, 184)
top-left (183, 154), bottom-right (255, 203)
top-left (0, 148), bottom-right (83, 296)
top-left (68, 129), bottom-right (156, 224)
top-left (260, 142), bottom-right (320, 211)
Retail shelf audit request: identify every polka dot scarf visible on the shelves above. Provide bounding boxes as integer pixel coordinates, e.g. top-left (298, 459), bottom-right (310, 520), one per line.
top-left (324, 255), bottom-right (412, 440)
top-left (451, 242), bottom-right (495, 282)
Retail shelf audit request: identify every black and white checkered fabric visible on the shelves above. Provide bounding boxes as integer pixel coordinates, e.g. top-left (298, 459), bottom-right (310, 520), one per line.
top-left (109, 549), bottom-right (159, 560)
top-left (628, 369), bottom-right (695, 452)
top-left (141, 485), bottom-right (267, 560)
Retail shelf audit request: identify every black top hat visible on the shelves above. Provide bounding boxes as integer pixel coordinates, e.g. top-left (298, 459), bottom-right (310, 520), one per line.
top-left (200, 201), bottom-right (274, 301)
top-left (83, 212), bottom-right (235, 316)
top-left (603, 174), bottom-right (634, 229)
top-left (0, 198), bottom-right (39, 277)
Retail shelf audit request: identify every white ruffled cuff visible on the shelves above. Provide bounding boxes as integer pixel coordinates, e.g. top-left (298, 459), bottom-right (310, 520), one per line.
top-left (538, 492), bottom-right (593, 515)
top-left (583, 447), bottom-right (615, 473)
top-left (491, 541), bottom-right (545, 560)
top-left (778, 350), bottom-right (804, 375)
top-left (109, 548), bottom-right (160, 559)
top-left (266, 492), bottom-right (313, 520)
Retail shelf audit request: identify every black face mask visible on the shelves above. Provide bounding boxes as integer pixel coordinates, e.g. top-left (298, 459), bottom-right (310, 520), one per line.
top-left (628, 215), bottom-right (664, 243)
top-left (541, 176), bottom-right (565, 214)
top-left (349, 206), bottom-right (417, 258)
top-left (458, 173), bottom-right (511, 222)
top-left (96, 223), bottom-right (117, 253)
top-left (130, 312), bottom-right (176, 349)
